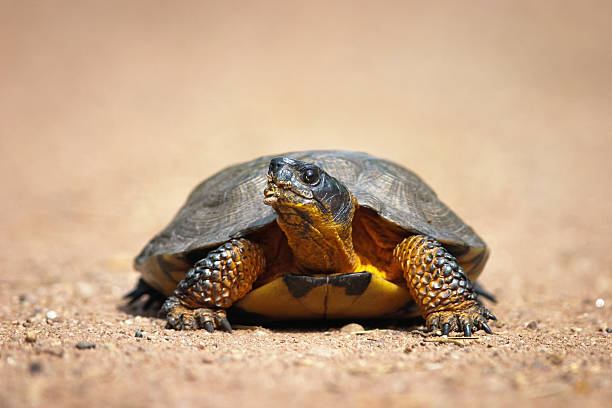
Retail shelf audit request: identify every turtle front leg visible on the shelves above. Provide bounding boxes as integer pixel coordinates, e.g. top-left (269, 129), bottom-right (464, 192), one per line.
top-left (162, 238), bottom-right (265, 332)
top-left (394, 235), bottom-right (496, 336)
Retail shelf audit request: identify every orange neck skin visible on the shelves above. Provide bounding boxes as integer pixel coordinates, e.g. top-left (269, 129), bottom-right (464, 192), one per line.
top-left (272, 198), bottom-right (358, 274)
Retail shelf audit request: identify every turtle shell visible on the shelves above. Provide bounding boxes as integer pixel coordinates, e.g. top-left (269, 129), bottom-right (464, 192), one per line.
top-left (135, 150), bottom-right (487, 293)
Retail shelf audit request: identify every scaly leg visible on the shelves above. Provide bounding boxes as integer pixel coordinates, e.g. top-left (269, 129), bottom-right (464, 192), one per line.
top-left (162, 238), bottom-right (265, 332)
top-left (394, 235), bottom-right (496, 336)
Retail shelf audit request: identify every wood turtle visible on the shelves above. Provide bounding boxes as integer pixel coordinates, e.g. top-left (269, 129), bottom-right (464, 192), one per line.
top-left (127, 150), bottom-right (496, 336)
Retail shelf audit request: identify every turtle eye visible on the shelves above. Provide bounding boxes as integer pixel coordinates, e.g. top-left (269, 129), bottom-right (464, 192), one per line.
top-left (301, 168), bottom-right (319, 185)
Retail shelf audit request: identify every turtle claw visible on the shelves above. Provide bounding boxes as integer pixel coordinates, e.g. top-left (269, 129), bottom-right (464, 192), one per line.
top-left (463, 323), bottom-right (472, 338)
top-left (219, 317), bottom-right (233, 333)
top-left (162, 296), bottom-right (232, 332)
top-left (203, 321), bottom-right (215, 333)
top-left (425, 301), bottom-right (495, 336)
top-left (428, 315), bottom-right (440, 331)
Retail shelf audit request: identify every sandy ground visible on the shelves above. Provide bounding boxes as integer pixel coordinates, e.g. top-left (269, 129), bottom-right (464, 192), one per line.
top-left (1, 1), bottom-right (611, 407)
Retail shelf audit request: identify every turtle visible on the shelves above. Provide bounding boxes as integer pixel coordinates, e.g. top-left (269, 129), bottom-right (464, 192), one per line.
top-left (127, 150), bottom-right (496, 336)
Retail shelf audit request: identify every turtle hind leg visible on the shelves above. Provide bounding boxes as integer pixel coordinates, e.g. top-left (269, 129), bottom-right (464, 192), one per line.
top-left (162, 238), bottom-right (265, 332)
top-left (473, 281), bottom-right (497, 303)
top-left (394, 235), bottom-right (496, 336)
top-left (124, 278), bottom-right (167, 310)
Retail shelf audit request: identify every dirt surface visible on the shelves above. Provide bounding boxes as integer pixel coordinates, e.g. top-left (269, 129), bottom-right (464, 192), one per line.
top-left (1, 2), bottom-right (611, 407)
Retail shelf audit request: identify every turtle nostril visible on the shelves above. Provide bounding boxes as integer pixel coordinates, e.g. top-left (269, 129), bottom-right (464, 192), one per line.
top-left (269, 158), bottom-right (284, 175)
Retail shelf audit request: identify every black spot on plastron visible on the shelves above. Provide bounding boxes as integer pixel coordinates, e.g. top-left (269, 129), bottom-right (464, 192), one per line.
top-left (283, 274), bottom-right (326, 298)
top-left (328, 272), bottom-right (372, 296)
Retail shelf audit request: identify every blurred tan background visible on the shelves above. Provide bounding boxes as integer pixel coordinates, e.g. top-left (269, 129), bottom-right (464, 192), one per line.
top-left (1, 1), bottom-right (611, 407)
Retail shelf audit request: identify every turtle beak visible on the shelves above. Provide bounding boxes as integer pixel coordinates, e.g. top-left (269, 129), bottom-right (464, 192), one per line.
top-left (263, 176), bottom-right (280, 206)
top-left (263, 174), bottom-right (300, 206)
top-left (264, 157), bottom-right (314, 206)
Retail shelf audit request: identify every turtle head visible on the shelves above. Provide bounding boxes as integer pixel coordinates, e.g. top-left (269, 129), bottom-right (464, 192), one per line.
top-left (264, 157), bottom-right (355, 225)
top-left (264, 157), bottom-right (357, 273)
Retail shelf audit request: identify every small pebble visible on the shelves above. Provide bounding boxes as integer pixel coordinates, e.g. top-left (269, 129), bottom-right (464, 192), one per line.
top-left (29, 361), bottom-right (42, 374)
top-left (46, 311), bottom-right (58, 320)
top-left (19, 294), bottom-right (37, 304)
top-left (25, 331), bottom-right (37, 343)
top-left (547, 353), bottom-right (564, 365)
top-left (595, 298), bottom-right (605, 308)
top-left (135, 331), bottom-right (144, 338)
top-left (525, 321), bottom-right (538, 330)
top-left (76, 341), bottom-right (96, 350)
top-left (570, 327), bottom-right (582, 333)
top-left (340, 323), bottom-right (365, 333)
top-left (606, 328), bottom-right (612, 333)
